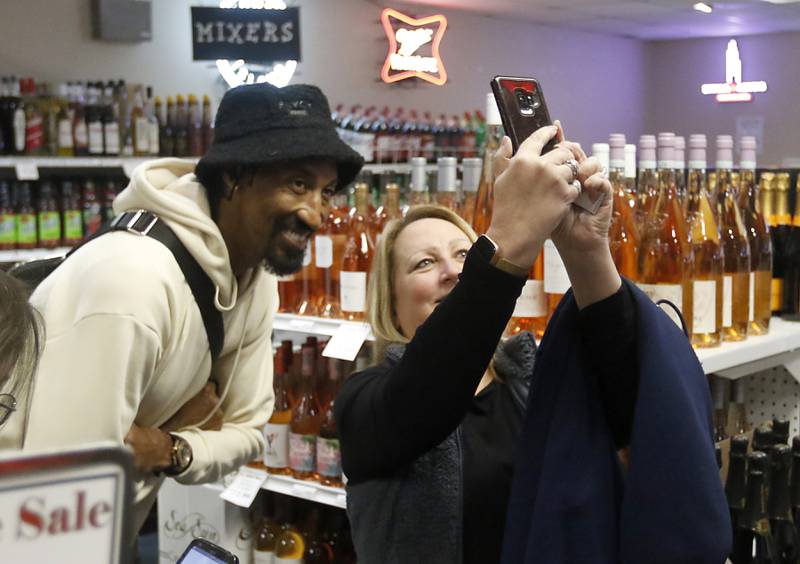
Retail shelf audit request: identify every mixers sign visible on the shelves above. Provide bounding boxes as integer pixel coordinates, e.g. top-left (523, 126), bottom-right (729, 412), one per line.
top-left (191, 6), bottom-right (300, 63)
top-left (381, 8), bottom-right (448, 86)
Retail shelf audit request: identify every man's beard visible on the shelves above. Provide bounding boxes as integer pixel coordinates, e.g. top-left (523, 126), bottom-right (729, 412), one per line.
top-left (263, 215), bottom-right (314, 276)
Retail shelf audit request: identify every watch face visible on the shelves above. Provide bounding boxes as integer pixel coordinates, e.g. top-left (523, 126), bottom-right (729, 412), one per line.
top-left (176, 441), bottom-right (192, 467)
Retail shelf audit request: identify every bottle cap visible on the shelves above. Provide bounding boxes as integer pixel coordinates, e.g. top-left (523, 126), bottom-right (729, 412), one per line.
top-left (688, 134), bottom-right (707, 170)
top-left (731, 434), bottom-right (750, 455)
top-left (624, 144), bottom-right (636, 179)
top-left (773, 418), bottom-right (790, 443)
top-left (752, 426), bottom-right (774, 451)
top-left (609, 135), bottom-right (626, 169)
top-left (461, 158), bottom-right (482, 193)
top-left (740, 135), bottom-right (757, 170)
top-left (657, 132), bottom-right (675, 169)
top-left (716, 134), bottom-right (734, 169)
top-left (673, 136), bottom-right (685, 169)
top-left (410, 157), bottom-right (427, 193)
top-left (747, 451), bottom-right (769, 473)
top-left (592, 143), bottom-right (610, 176)
top-left (638, 134), bottom-right (656, 168)
top-left (770, 444), bottom-right (792, 471)
top-left (485, 93), bottom-right (501, 126)
top-left (437, 157), bottom-right (457, 192)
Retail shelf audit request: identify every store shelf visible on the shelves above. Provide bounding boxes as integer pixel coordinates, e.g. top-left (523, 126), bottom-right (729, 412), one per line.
top-left (0, 156), bottom-right (199, 179)
top-left (274, 313), bottom-right (374, 340)
top-left (261, 474), bottom-right (346, 509)
top-left (696, 317), bottom-right (800, 381)
top-left (0, 247), bottom-right (70, 263)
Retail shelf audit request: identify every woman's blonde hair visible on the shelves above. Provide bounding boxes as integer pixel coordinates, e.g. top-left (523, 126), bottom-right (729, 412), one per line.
top-left (367, 204), bottom-right (478, 360)
top-left (0, 271), bottom-right (43, 402)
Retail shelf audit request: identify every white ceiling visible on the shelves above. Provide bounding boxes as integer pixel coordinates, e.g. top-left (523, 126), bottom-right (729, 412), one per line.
top-left (395, 0), bottom-right (800, 39)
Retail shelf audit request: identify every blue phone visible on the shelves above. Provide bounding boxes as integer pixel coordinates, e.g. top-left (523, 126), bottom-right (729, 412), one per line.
top-left (176, 538), bottom-right (239, 564)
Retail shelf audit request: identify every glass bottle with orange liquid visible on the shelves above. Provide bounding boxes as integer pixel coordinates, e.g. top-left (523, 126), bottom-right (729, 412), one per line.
top-left (506, 253), bottom-right (547, 339)
top-left (637, 134), bottom-right (658, 213)
top-left (340, 182), bottom-right (374, 321)
top-left (371, 181), bottom-right (402, 242)
top-left (674, 135), bottom-right (687, 205)
top-left (738, 136), bottom-right (772, 334)
top-left (274, 498), bottom-right (306, 563)
top-left (472, 93), bottom-right (502, 235)
top-left (715, 135), bottom-right (750, 341)
top-left (544, 239), bottom-right (570, 323)
top-left (289, 343), bottom-right (321, 481)
top-left (263, 345), bottom-right (293, 475)
top-left (435, 156), bottom-right (461, 215)
top-left (637, 132), bottom-right (694, 332)
top-left (769, 173), bottom-right (791, 315)
top-left (608, 133), bottom-right (639, 281)
top-left (685, 134), bottom-right (723, 348)
top-left (316, 357), bottom-right (344, 488)
top-left (316, 192), bottom-right (349, 318)
top-left (461, 157), bottom-right (481, 225)
top-left (293, 240), bottom-right (318, 316)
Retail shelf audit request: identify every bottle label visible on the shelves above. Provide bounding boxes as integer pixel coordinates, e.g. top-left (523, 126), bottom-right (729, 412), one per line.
top-left (637, 283), bottom-right (683, 329)
top-left (57, 119), bottom-right (73, 150)
top-left (104, 122), bottom-right (120, 155)
top-left (73, 121), bottom-right (88, 147)
top-left (13, 109), bottom-right (26, 152)
top-left (340, 271), bottom-right (367, 312)
top-left (315, 235), bottom-right (333, 268)
top-left (88, 122), bottom-right (104, 154)
top-left (692, 280), bottom-right (717, 334)
top-left (25, 114), bottom-right (44, 152)
top-left (83, 204), bottom-right (103, 236)
top-left (64, 210), bottom-right (83, 241)
top-left (316, 437), bottom-right (342, 478)
top-left (16, 213), bottom-right (37, 245)
top-left (253, 552), bottom-right (275, 564)
top-left (748, 271), bottom-right (755, 322)
top-left (0, 214), bottom-right (16, 244)
top-left (543, 240), bottom-right (570, 294)
top-left (263, 422), bottom-right (289, 468)
top-left (38, 211), bottom-right (61, 244)
top-left (288, 432), bottom-right (315, 472)
top-left (513, 280), bottom-right (546, 318)
top-left (135, 117), bottom-right (150, 153)
top-left (149, 121), bottom-right (160, 155)
top-left (723, 275), bottom-right (733, 327)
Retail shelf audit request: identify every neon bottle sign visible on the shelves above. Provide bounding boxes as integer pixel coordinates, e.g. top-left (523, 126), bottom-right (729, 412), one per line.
top-left (215, 0), bottom-right (297, 88)
top-left (701, 39), bottom-right (767, 103)
top-left (381, 8), bottom-right (448, 86)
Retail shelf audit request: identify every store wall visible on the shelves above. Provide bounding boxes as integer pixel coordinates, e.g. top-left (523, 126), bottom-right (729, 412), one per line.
top-left (0, 0), bottom-right (647, 150)
top-left (644, 32), bottom-right (800, 167)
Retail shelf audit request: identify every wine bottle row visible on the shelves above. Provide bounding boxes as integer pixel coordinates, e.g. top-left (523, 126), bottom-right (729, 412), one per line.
top-left (0, 75), bottom-right (213, 158)
top-left (252, 491), bottom-right (356, 563)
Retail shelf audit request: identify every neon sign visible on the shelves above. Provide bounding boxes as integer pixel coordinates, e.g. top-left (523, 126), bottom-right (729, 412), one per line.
top-left (381, 8), bottom-right (448, 86)
top-left (701, 39), bottom-right (767, 103)
top-left (215, 0), bottom-right (297, 89)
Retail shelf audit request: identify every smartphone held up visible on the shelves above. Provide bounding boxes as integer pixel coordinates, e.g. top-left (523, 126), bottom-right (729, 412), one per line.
top-left (490, 75), bottom-right (603, 214)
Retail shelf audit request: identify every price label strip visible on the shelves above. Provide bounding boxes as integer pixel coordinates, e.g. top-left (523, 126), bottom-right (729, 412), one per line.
top-left (219, 466), bottom-right (268, 508)
top-left (15, 162), bottom-right (39, 181)
top-left (323, 322), bottom-right (371, 361)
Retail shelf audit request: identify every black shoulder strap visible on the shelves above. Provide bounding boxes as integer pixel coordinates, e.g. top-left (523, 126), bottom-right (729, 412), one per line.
top-left (71, 211), bottom-right (225, 361)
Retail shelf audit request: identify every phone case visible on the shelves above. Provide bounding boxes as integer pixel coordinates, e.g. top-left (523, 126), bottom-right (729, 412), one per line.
top-left (177, 538), bottom-right (240, 564)
top-left (490, 75), bottom-right (602, 214)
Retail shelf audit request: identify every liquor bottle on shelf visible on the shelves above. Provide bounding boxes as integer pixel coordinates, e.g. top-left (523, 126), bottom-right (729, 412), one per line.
top-left (674, 135), bottom-right (686, 203)
top-left (770, 173), bottom-right (791, 315)
top-left (710, 376), bottom-right (729, 442)
top-left (461, 157), bottom-right (481, 226)
top-left (289, 343), bottom-right (321, 481)
top-left (174, 94), bottom-right (189, 157)
top-left (637, 133), bottom-right (694, 332)
top-left (71, 83), bottom-right (89, 157)
top-left (15, 182), bottom-right (37, 250)
top-left (254, 493), bottom-right (281, 563)
top-left (753, 426), bottom-right (774, 455)
top-left (55, 84), bottom-right (74, 157)
top-left (372, 181), bottom-right (402, 241)
top-left (472, 93), bottom-right (502, 235)
top-left (316, 192), bottom-right (349, 318)
top-left (637, 134), bottom-right (658, 212)
top-left (161, 96), bottom-right (176, 157)
top-left (768, 445), bottom-right (800, 564)
top-left (372, 106), bottom-right (391, 164)
top-left (36, 180), bottom-right (61, 249)
top-left (624, 143), bottom-right (637, 197)
top-left (293, 241), bottom-right (319, 316)
top-left (388, 108), bottom-right (405, 163)
top-left (544, 239), bottom-right (570, 323)
top-left (23, 79), bottom-right (45, 156)
top-left (608, 134), bottom-right (638, 281)
top-left (716, 135), bottom-right (751, 341)
top-left (187, 94), bottom-right (202, 156)
top-left (730, 379), bottom-right (748, 435)
top-left (738, 137), bottom-right (772, 334)
top-left (506, 252), bottom-right (547, 339)
top-left (86, 83), bottom-right (105, 157)
top-left (726, 434), bottom-right (749, 531)
top-left (420, 111), bottom-right (436, 161)
top-left (11, 78), bottom-right (27, 155)
top-left (274, 497), bottom-right (306, 563)
top-left (0, 181), bottom-right (15, 250)
top-left (436, 157), bottom-right (460, 214)
top-left (731, 451), bottom-right (776, 564)
top-left (131, 87), bottom-right (150, 157)
top-left (101, 179), bottom-right (117, 222)
top-left (791, 437), bottom-right (800, 526)
top-left (145, 87), bottom-right (159, 157)
top-left (317, 358), bottom-right (343, 488)
top-left (350, 106), bottom-right (376, 165)
top-left (303, 505), bottom-right (335, 563)
top-left (402, 110), bottom-right (421, 160)
top-left (201, 94), bottom-right (213, 154)
top-left (772, 419), bottom-right (790, 446)
top-left (82, 179), bottom-right (103, 237)
top-left (592, 142), bottom-right (609, 177)
top-left (61, 180), bottom-right (82, 246)
top-left (407, 157), bottom-right (429, 208)
top-left (782, 174), bottom-right (800, 321)
top-left (264, 346), bottom-right (292, 475)
top-left (685, 134), bottom-right (723, 348)
top-left (340, 181), bottom-right (374, 321)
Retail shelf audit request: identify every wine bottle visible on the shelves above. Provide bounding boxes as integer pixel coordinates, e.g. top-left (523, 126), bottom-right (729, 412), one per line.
top-left (289, 344), bottom-right (321, 481)
top-left (772, 419), bottom-right (790, 446)
top-left (36, 180), bottom-right (61, 249)
top-left (686, 134), bottom-right (723, 348)
top-left (674, 135), bottom-right (687, 204)
top-left (461, 157), bottom-right (481, 225)
top-left (316, 360), bottom-right (343, 488)
top-left (592, 142), bottom-right (609, 177)
top-left (372, 181), bottom-right (402, 241)
top-left (408, 157), bottom-right (429, 208)
top-left (274, 497), bottom-right (306, 563)
top-left (340, 181), bottom-right (374, 321)
top-left (435, 156), bottom-right (461, 214)
top-left (730, 451), bottom-right (776, 564)
top-left (731, 379), bottom-right (748, 435)
top-left (507, 252), bottom-right (547, 339)
top-left (0, 180), bottom-right (15, 250)
top-left (783, 174), bottom-right (800, 320)
top-left (790, 437), bottom-right (800, 526)
top-left (727, 434), bottom-right (750, 532)
top-left (254, 493), bottom-right (281, 563)
top-left (768, 445), bottom-right (800, 564)
top-left (472, 93), bottom-right (502, 235)
top-left (637, 134), bottom-right (658, 212)
top-left (264, 346), bottom-right (292, 475)
top-left (711, 376), bottom-right (729, 442)
top-left (15, 182), bottom-right (37, 250)
top-left (293, 240), bottom-right (319, 316)
top-left (303, 505), bottom-right (334, 564)
top-left (316, 192), bottom-right (348, 318)
top-left (770, 174), bottom-right (791, 315)
top-left (753, 426), bottom-right (775, 454)
top-left (624, 143), bottom-right (637, 197)
top-left (608, 134), bottom-right (639, 281)
top-left (544, 239), bottom-right (570, 323)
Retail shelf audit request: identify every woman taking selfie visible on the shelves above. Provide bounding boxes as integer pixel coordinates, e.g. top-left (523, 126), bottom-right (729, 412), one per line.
top-left (335, 124), bottom-right (730, 564)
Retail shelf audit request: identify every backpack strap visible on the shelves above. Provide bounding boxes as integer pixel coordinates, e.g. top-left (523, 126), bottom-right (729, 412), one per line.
top-left (80, 210), bottom-right (225, 362)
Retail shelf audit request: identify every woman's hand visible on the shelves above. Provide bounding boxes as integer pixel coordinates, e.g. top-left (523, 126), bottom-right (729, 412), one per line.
top-left (485, 125), bottom-right (585, 270)
top-left (551, 167), bottom-right (613, 255)
top-left (160, 382), bottom-right (224, 433)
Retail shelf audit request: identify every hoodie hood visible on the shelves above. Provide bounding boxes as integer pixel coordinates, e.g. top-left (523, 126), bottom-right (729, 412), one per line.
top-left (114, 158), bottom-right (239, 308)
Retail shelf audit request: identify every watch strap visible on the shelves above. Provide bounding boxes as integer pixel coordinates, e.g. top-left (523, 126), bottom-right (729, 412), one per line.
top-left (476, 235), bottom-right (529, 278)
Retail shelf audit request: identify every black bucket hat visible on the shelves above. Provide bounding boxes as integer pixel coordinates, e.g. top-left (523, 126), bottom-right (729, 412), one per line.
top-left (197, 83), bottom-right (363, 190)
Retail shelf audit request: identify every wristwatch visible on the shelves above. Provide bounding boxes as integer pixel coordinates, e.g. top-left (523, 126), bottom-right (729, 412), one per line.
top-left (474, 235), bottom-right (529, 278)
top-left (164, 434), bottom-right (193, 476)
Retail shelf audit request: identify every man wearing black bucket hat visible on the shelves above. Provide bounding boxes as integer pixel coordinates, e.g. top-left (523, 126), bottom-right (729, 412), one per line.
top-left (23, 83), bottom-right (363, 536)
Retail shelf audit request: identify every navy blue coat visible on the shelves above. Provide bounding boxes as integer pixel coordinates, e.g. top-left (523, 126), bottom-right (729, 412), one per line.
top-left (501, 281), bottom-right (731, 563)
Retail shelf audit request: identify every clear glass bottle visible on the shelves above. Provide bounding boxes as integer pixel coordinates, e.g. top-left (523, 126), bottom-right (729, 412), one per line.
top-left (435, 156), bottom-right (461, 214)
top-left (316, 192), bottom-right (349, 318)
top-left (506, 252), bottom-right (547, 339)
top-left (608, 134), bottom-right (639, 281)
top-left (460, 157), bottom-right (481, 225)
top-left (264, 346), bottom-right (292, 475)
top-left (340, 181), bottom-right (374, 321)
top-left (289, 344), bottom-right (321, 481)
top-left (472, 93), bottom-right (502, 235)
top-left (637, 134), bottom-right (658, 214)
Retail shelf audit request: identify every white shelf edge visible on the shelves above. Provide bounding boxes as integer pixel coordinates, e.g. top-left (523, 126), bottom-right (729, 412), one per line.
top-left (273, 313), bottom-right (374, 341)
top-left (0, 247), bottom-right (70, 263)
top-left (261, 474), bottom-right (346, 509)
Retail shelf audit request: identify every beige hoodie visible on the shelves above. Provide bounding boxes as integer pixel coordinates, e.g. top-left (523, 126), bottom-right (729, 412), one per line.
top-left (24, 158), bottom-right (277, 531)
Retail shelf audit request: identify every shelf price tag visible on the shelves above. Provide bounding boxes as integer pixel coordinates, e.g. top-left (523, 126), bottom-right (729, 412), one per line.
top-left (323, 323), bottom-right (371, 361)
top-left (219, 466), bottom-right (267, 508)
top-left (15, 162), bottom-right (39, 181)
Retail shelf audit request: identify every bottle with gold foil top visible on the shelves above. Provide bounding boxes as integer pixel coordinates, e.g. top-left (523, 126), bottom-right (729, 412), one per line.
top-left (407, 157), bottom-right (429, 208)
top-left (461, 157), bottom-right (481, 225)
top-left (737, 136), bottom-right (772, 334)
top-left (340, 181), bottom-right (374, 321)
top-left (783, 174), bottom-right (800, 320)
top-left (637, 134), bottom-right (658, 213)
top-left (435, 157), bottom-right (461, 214)
top-left (472, 93), bottom-right (502, 234)
top-left (506, 253), bottom-right (547, 339)
top-left (638, 132), bottom-right (694, 332)
top-left (771, 173), bottom-right (791, 315)
top-left (608, 134), bottom-right (639, 281)
top-left (715, 135), bottom-right (751, 341)
top-left (685, 134), bottom-right (723, 348)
